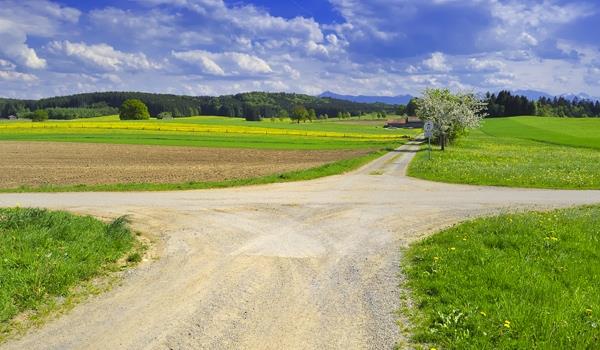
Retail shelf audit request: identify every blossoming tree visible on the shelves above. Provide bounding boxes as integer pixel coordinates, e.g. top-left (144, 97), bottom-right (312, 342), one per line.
top-left (416, 88), bottom-right (487, 150)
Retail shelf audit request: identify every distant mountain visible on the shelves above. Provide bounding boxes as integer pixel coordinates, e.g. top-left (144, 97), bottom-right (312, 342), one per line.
top-left (559, 93), bottom-right (600, 101)
top-left (319, 91), bottom-right (413, 105)
top-left (511, 90), bottom-right (553, 100)
top-left (510, 90), bottom-right (599, 102)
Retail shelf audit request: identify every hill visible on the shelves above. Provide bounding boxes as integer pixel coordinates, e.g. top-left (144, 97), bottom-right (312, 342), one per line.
top-left (0, 92), bottom-right (399, 119)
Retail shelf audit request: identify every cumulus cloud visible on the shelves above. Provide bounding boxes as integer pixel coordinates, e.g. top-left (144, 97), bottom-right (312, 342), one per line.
top-left (0, 0), bottom-right (80, 69)
top-left (172, 50), bottom-right (272, 76)
top-left (48, 41), bottom-right (162, 72)
top-left (423, 52), bottom-right (451, 72)
top-left (0, 70), bottom-right (38, 82)
top-left (89, 7), bottom-right (176, 42)
top-left (467, 58), bottom-right (506, 72)
top-left (2, 0), bottom-right (600, 98)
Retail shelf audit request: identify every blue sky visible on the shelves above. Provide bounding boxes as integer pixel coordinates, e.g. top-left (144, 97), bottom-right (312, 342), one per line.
top-left (1, 0), bottom-right (599, 98)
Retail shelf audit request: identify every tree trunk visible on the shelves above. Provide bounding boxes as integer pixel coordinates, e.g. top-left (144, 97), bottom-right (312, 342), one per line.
top-left (440, 133), bottom-right (446, 151)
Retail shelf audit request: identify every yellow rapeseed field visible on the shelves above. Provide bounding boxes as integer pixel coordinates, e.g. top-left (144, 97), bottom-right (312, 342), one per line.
top-left (0, 122), bottom-right (405, 140)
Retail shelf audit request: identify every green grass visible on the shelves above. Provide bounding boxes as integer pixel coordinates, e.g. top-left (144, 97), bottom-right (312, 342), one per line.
top-left (483, 116), bottom-right (600, 150)
top-left (402, 205), bottom-right (600, 350)
top-left (0, 150), bottom-right (386, 193)
top-left (0, 208), bottom-right (136, 328)
top-left (408, 117), bottom-right (600, 189)
top-left (0, 128), bottom-right (401, 150)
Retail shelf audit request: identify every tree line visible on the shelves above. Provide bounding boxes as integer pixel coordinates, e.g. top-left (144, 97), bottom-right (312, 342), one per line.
top-left (486, 91), bottom-right (600, 118)
top-left (0, 91), bottom-right (399, 120)
top-left (3, 90), bottom-right (599, 121)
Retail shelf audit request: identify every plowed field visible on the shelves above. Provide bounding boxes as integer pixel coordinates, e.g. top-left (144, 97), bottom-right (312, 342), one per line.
top-left (0, 141), bottom-right (369, 188)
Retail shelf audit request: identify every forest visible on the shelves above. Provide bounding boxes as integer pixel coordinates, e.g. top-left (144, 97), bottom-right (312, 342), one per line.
top-left (486, 91), bottom-right (600, 117)
top-left (0, 92), bottom-right (397, 119)
top-left (2, 90), bottom-right (600, 120)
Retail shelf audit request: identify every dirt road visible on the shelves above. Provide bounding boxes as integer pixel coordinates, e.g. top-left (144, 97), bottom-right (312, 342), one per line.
top-left (1, 143), bottom-right (600, 349)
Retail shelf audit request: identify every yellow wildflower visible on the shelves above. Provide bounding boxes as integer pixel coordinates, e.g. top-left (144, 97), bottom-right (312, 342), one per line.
top-left (480, 311), bottom-right (487, 317)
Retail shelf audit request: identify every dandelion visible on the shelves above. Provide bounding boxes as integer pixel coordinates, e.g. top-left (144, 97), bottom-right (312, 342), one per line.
top-left (504, 320), bottom-right (511, 328)
top-left (480, 311), bottom-right (487, 317)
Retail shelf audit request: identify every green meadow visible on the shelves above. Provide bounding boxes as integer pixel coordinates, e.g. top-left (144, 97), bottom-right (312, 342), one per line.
top-left (0, 208), bottom-right (139, 338)
top-left (408, 116), bottom-right (600, 189)
top-left (403, 205), bottom-right (600, 349)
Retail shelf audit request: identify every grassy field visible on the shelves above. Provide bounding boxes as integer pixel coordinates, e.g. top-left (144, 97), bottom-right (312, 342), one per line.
top-left (0, 208), bottom-right (138, 337)
top-left (0, 128), bottom-right (400, 150)
top-left (408, 116), bottom-right (600, 189)
top-left (0, 115), bottom-right (416, 151)
top-left (402, 205), bottom-right (600, 349)
top-left (482, 116), bottom-right (600, 150)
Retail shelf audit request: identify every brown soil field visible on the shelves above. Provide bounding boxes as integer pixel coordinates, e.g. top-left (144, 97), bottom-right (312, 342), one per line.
top-left (0, 141), bottom-right (370, 188)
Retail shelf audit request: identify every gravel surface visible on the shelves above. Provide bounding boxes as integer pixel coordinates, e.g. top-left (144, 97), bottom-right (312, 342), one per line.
top-left (1, 142), bottom-right (600, 349)
top-left (0, 141), bottom-right (368, 188)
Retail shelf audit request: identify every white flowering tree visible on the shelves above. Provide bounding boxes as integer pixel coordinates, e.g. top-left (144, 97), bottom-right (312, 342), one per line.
top-left (416, 88), bottom-right (487, 150)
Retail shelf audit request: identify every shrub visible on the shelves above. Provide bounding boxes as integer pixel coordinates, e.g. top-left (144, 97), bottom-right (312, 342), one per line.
top-left (157, 111), bottom-right (173, 120)
top-left (119, 99), bottom-right (150, 120)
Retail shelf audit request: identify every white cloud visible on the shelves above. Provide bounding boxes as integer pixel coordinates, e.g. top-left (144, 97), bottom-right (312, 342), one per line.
top-left (0, 59), bottom-right (17, 71)
top-left (0, 0), bottom-right (80, 69)
top-left (0, 70), bottom-right (37, 82)
top-left (172, 50), bottom-right (272, 76)
top-left (468, 58), bottom-right (506, 72)
top-left (518, 32), bottom-right (538, 46)
top-left (48, 41), bottom-right (162, 72)
top-left (89, 7), bottom-right (176, 41)
top-left (423, 52), bottom-right (451, 72)
top-left (0, 25), bottom-right (47, 69)
top-left (2, 0), bottom-right (600, 99)
top-left (487, 0), bottom-right (593, 51)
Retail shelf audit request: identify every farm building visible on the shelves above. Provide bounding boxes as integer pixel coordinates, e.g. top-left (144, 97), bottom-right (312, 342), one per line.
top-left (1, 115), bottom-right (17, 120)
top-left (384, 116), bottom-right (423, 129)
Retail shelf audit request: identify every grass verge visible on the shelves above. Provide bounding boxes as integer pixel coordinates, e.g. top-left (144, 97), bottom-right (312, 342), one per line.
top-left (402, 205), bottom-right (600, 349)
top-left (0, 150), bottom-right (387, 193)
top-left (0, 208), bottom-right (142, 341)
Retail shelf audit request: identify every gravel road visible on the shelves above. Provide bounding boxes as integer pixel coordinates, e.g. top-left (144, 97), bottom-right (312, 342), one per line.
top-left (1, 142), bottom-right (600, 350)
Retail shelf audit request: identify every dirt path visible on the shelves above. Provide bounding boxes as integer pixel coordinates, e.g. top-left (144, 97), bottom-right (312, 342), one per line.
top-left (1, 142), bottom-right (600, 350)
